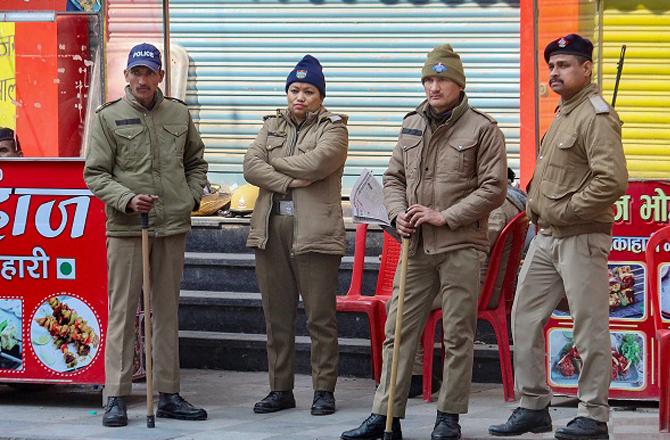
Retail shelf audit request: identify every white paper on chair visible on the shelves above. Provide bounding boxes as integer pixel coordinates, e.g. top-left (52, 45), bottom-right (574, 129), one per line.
top-left (350, 169), bottom-right (391, 227)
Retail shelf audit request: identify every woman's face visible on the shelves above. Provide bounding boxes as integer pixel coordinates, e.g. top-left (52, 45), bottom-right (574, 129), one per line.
top-left (287, 82), bottom-right (323, 121)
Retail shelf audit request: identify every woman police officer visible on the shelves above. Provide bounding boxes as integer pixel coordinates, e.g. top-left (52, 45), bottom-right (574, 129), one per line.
top-left (243, 55), bottom-right (349, 416)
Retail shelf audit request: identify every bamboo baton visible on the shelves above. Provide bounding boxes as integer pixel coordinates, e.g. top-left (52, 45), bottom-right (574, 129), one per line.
top-left (383, 237), bottom-right (411, 440)
top-left (141, 213), bottom-right (155, 428)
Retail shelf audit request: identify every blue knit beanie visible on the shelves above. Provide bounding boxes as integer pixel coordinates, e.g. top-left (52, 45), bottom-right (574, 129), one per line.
top-left (285, 55), bottom-right (326, 98)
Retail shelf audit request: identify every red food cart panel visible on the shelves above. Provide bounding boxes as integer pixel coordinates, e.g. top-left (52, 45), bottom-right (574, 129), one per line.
top-left (0, 160), bottom-right (106, 384)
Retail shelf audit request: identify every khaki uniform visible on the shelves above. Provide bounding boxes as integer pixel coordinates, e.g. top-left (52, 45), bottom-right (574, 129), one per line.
top-left (412, 188), bottom-right (525, 374)
top-left (244, 107), bottom-right (348, 392)
top-left (513, 83), bottom-right (628, 422)
top-left (84, 86), bottom-right (208, 398)
top-left (372, 96), bottom-right (507, 417)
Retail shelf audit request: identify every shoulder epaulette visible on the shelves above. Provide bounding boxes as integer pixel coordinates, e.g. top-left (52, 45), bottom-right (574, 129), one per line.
top-left (589, 95), bottom-right (610, 114)
top-left (469, 106), bottom-right (497, 123)
top-left (325, 114), bottom-right (348, 125)
top-left (403, 110), bottom-right (419, 120)
top-left (95, 98), bottom-right (121, 113)
top-left (165, 96), bottom-right (187, 106)
top-left (262, 114), bottom-right (279, 121)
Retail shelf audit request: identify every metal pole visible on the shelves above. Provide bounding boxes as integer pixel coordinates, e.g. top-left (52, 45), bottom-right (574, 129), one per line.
top-left (162, 0), bottom-right (171, 96)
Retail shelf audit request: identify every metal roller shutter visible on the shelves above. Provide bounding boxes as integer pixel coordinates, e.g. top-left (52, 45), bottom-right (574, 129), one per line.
top-left (112, 0), bottom-right (521, 191)
top-left (601, 0), bottom-right (670, 179)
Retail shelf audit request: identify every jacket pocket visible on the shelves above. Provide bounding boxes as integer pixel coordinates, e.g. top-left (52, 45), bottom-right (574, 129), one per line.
top-left (265, 135), bottom-right (286, 159)
top-left (114, 125), bottom-right (147, 166)
top-left (557, 132), bottom-right (577, 150)
top-left (161, 124), bottom-right (188, 160)
top-left (443, 138), bottom-right (477, 174)
top-left (400, 134), bottom-right (421, 177)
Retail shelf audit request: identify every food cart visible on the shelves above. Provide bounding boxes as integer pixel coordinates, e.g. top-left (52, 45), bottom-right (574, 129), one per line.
top-left (0, 0), bottom-right (171, 386)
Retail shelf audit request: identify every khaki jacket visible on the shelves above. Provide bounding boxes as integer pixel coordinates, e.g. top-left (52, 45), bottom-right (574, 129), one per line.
top-left (527, 83), bottom-right (628, 237)
top-left (244, 107), bottom-right (348, 255)
top-left (385, 96), bottom-right (507, 256)
top-left (84, 87), bottom-right (208, 237)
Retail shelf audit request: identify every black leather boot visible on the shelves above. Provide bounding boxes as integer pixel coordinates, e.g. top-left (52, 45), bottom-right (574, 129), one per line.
top-left (311, 390), bottom-right (336, 415)
top-left (102, 396), bottom-right (128, 427)
top-left (554, 417), bottom-right (609, 440)
top-left (341, 413), bottom-right (402, 440)
top-left (253, 391), bottom-right (296, 413)
top-left (489, 407), bottom-right (552, 436)
top-left (156, 393), bottom-right (207, 420)
top-left (431, 411), bottom-right (461, 440)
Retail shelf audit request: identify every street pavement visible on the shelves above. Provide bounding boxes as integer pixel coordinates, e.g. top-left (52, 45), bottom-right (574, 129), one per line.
top-left (0, 369), bottom-right (663, 439)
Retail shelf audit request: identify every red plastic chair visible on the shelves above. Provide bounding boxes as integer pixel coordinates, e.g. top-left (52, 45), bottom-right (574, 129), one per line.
top-left (644, 225), bottom-right (670, 432)
top-left (336, 224), bottom-right (401, 382)
top-left (420, 211), bottom-right (529, 402)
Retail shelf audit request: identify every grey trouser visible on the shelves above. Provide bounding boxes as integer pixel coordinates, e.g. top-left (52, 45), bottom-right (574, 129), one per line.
top-left (512, 232), bottom-right (612, 422)
top-left (255, 214), bottom-right (341, 392)
top-left (372, 246), bottom-right (480, 417)
top-left (104, 234), bottom-right (186, 398)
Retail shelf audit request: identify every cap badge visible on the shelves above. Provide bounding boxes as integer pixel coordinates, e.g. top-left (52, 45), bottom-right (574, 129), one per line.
top-left (558, 37), bottom-right (568, 48)
top-left (296, 70), bottom-right (307, 79)
top-left (432, 62), bottom-right (447, 73)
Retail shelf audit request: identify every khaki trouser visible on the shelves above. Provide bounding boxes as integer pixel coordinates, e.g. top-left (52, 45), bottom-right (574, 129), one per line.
top-left (255, 214), bottom-right (341, 392)
top-left (412, 251), bottom-right (487, 375)
top-left (372, 247), bottom-right (480, 417)
top-left (512, 232), bottom-right (612, 422)
top-left (104, 234), bottom-right (186, 398)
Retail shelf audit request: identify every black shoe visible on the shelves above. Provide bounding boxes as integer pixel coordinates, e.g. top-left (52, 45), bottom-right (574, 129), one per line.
top-left (102, 396), bottom-right (128, 427)
top-left (431, 411), bottom-right (461, 440)
top-left (408, 374), bottom-right (442, 399)
top-left (489, 407), bottom-right (552, 436)
top-left (311, 390), bottom-right (336, 416)
top-left (341, 413), bottom-right (402, 440)
top-left (554, 417), bottom-right (609, 440)
top-left (156, 393), bottom-right (207, 420)
top-left (253, 391), bottom-right (296, 414)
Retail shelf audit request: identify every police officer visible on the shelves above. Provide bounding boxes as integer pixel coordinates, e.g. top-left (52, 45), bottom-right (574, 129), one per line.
top-left (489, 34), bottom-right (628, 440)
top-left (84, 43), bottom-right (208, 427)
top-left (342, 44), bottom-right (507, 440)
top-left (0, 128), bottom-right (23, 158)
top-left (244, 55), bottom-right (348, 416)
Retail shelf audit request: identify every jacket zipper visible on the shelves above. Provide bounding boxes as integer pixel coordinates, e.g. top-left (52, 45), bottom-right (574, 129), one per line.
top-left (290, 123), bottom-right (301, 256)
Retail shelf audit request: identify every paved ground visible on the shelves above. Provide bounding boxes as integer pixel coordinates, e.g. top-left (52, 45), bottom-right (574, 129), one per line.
top-left (0, 370), bottom-right (663, 440)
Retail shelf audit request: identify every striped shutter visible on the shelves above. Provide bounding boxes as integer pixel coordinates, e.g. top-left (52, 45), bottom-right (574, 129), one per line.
top-left (113, 0), bottom-right (521, 191)
top-left (601, 0), bottom-right (670, 179)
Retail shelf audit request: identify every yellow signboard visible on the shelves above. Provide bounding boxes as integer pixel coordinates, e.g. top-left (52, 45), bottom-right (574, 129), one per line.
top-left (0, 22), bottom-right (15, 130)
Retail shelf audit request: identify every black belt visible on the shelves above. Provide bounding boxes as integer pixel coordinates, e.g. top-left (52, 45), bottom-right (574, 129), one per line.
top-left (271, 200), bottom-right (294, 215)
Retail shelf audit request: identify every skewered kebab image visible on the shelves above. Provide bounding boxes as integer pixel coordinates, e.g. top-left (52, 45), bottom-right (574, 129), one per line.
top-left (34, 297), bottom-right (99, 369)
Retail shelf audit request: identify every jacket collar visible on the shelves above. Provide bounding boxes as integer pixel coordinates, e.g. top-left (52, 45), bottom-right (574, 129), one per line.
top-left (558, 83), bottom-right (598, 116)
top-left (123, 86), bottom-right (164, 112)
top-left (279, 106), bottom-right (326, 127)
top-left (417, 93), bottom-right (469, 130)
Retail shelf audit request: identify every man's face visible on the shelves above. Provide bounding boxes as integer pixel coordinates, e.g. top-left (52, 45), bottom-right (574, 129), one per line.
top-left (0, 139), bottom-right (21, 158)
top-left (286, 82), bottom-right (323, 121)
top-left (124, 66), bottom-right (165, 107)
top-left (548, 54), bottom-right (592, 99)
top-left (422, 77), bottom-right (463, 113)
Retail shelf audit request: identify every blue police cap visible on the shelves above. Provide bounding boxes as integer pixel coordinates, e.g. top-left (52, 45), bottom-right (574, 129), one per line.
top-left (127, 43), bottom-right (162, 72)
